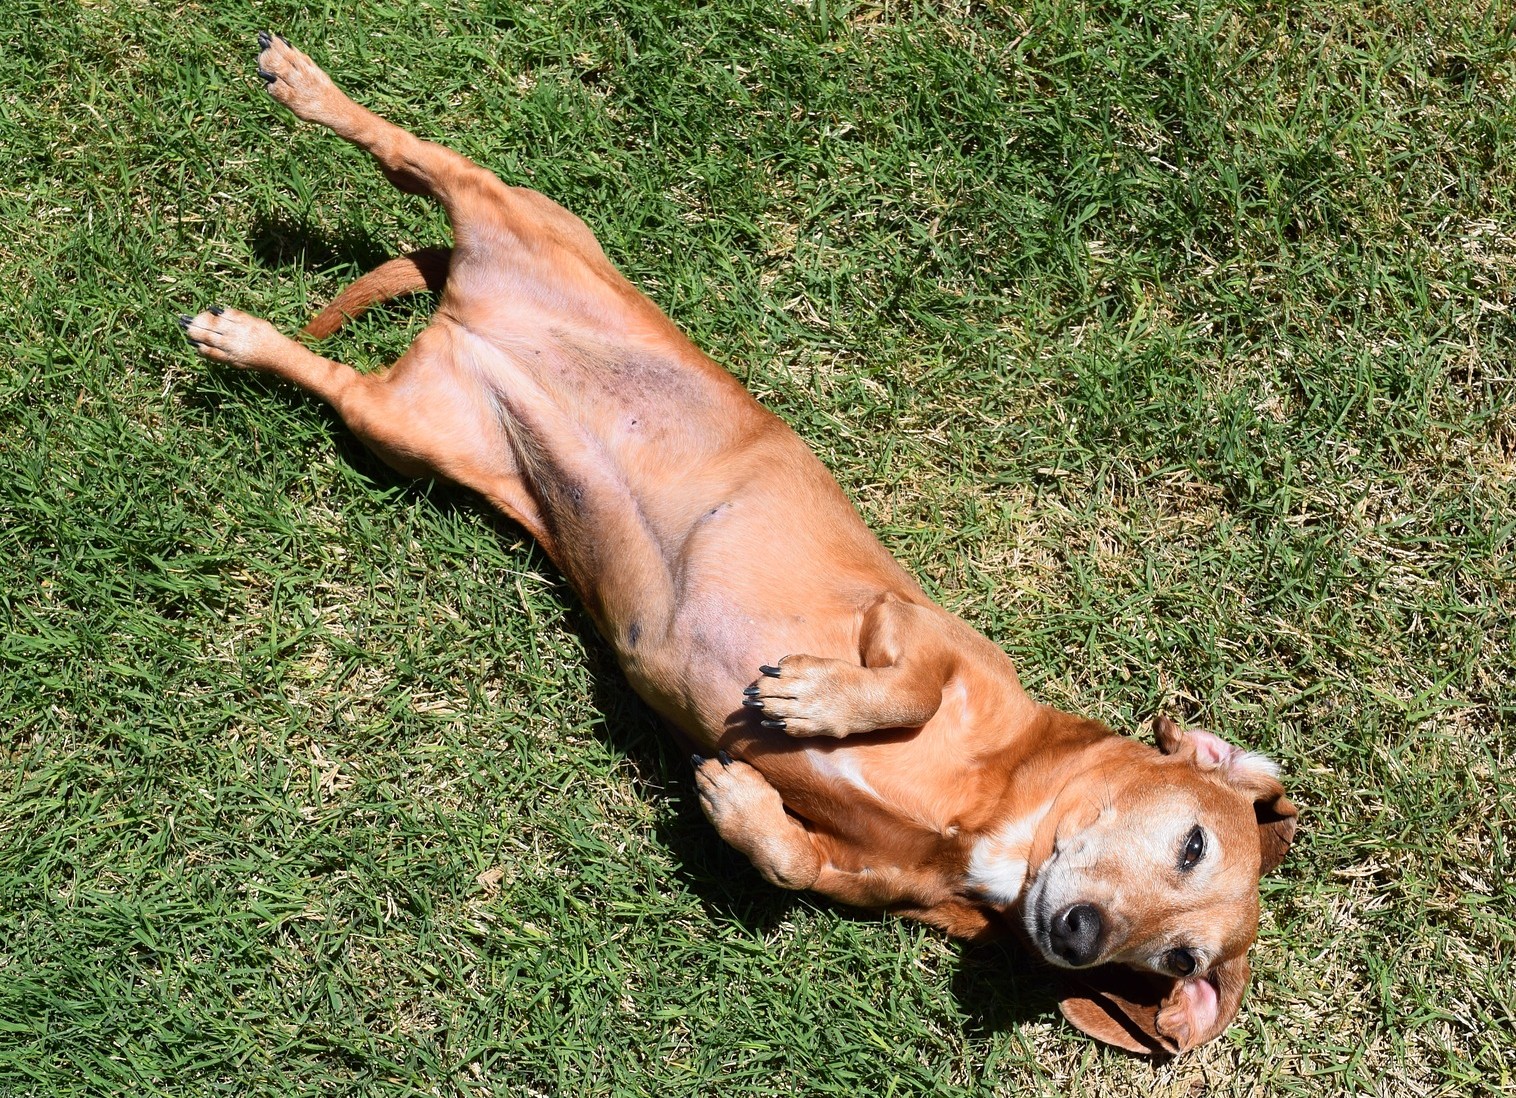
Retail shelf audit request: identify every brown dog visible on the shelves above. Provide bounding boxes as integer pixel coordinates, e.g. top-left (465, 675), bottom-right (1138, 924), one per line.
top-left (183, 34), bottom-right (1297, 1055)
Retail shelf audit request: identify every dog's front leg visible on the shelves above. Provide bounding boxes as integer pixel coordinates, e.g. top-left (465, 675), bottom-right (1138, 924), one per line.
top-left (692, 753), bottom-right (824, 891)
top-left (745, 594), bottom-right (960, 738)
top-left (693, 754), bottom-right (953, 912)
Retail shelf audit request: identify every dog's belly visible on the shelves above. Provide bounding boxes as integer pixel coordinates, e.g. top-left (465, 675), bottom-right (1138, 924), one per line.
top-left (455, 324), bottom-right (918, 726)
top-left (460, 319), bottom-right (987, 844)
top-left (614, 500), bottom-right (911, 742)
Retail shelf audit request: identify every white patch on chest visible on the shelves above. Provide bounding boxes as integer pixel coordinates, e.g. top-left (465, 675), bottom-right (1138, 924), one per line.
top-left (807, 747), bottom-right (879, 799)
top-left (967, 800), bottom-right (1053, 905)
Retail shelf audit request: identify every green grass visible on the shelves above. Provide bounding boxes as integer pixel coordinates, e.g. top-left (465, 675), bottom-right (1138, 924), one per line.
top-left (2, 0), bottom-right (1513, 1093)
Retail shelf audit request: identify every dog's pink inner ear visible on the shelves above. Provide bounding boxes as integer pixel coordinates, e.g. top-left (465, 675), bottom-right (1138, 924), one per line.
top-left (1152, 718), bottom-right (1236, 769)
top-left (1186, 728), bottom-right (1236, 768)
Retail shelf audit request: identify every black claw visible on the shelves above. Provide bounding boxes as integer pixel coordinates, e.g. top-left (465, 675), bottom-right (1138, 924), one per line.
top-left (718, 751), bottom-right (732, 767)
top-left (742, 684), bottom-right (760, 696)
top-left (276, 33), bottom-right (291, 46)
top-left (761, 719), bottom-right (787, 731)
top-left (690, 753), bottom-right (706, 769)
top-left (177, 313), bottom-right (193, 329)
top-left (759, 664), bottom-right (782, 677)
top-left (257, 66), bottom-right (276, 83)
top-left (742, 697), bottom-right (764, 709)
top-left (209, 305), bottom-right (224, 315)
top-left (258, 30), bottom-right (271, 49)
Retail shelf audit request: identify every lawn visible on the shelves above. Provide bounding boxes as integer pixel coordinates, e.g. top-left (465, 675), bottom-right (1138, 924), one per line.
top-left (1, 1), bottom-right (1512, 1094)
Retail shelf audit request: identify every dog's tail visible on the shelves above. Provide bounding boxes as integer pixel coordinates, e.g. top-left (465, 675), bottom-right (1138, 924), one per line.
top-left (300, 247), bottom-right (453, 340)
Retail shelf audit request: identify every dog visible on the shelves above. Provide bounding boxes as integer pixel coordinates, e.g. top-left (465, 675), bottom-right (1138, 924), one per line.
top-left (182, 34), bottom-right (1297, 1055)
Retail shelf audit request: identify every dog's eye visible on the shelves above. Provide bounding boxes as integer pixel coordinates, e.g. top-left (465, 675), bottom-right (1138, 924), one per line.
top-left (1179, 826), bottom-right (1205, 871)
top-left (1167, 948), bottom-right (1197, 976)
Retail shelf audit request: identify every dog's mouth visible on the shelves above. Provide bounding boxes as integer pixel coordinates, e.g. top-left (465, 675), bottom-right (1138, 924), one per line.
top-left (1023, 861), bottom-right (1078, 969)
top-left (1027, 922), bottom-right (1070, 968)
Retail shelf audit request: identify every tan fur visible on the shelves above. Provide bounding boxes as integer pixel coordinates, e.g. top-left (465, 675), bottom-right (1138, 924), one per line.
top-left (186, 35), bottom-right (1298, 1053)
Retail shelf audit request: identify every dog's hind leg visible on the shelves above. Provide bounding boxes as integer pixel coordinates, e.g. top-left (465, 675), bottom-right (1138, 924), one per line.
top-left (182, 306), bottom-right (555, 557)
top-left (255, 34), bottom-right (478, 209)
top-left (253, 33), bottom-right (636, 325)
top-left (253, 34), bottom-right (596, 263)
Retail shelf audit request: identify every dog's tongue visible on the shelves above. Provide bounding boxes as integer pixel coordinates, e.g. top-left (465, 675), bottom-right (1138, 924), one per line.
top-left (1182, 970), bottom-right (1218, 1017)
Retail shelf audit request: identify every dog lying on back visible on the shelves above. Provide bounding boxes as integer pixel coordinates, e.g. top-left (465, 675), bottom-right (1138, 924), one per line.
top-left (183, 34), bottom-right (1297, 1054)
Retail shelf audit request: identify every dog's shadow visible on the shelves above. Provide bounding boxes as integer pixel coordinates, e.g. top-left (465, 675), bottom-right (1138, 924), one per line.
top-left (228, 217), bottom-right (1064, 1041)
top-left (247, 211), bottom-right (393, 274)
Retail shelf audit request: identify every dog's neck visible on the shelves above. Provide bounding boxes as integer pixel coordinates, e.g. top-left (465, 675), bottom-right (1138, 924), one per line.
top-left (960, 711), bottom-right (1138, 907)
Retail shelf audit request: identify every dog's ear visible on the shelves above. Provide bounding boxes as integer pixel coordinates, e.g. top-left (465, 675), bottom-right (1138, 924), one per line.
top-left (1056, 965), bottom-right (1176, 1054)
top-left (1252, 783), bottom-right (1298, 875)
top-left (1057, 954), bottom-right (1251, 1054)
top-left (1152, 716), bottom-right (1299, 874)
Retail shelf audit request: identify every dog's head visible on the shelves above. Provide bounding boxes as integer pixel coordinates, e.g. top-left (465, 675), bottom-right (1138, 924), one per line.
top-left (1020, 715), bottom-right (1297, 1053)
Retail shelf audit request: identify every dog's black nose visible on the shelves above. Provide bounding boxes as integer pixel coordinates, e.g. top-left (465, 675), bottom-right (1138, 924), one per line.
top-left (1049, 902), bottom-right (1106, 966)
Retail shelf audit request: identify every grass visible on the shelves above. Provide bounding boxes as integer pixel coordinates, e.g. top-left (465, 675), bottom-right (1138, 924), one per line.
top-left (1, 0), bottom-right (1513, 1093)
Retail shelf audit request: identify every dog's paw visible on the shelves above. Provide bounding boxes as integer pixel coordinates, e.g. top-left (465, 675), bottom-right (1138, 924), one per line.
top-left (691, 752), bottom-right (820, 890)
top-left (256, 31), bottom-right (341, 123)
top-left (180, 306), bottom-right (287, 369)
top-left (742, 656), bottom-right (848, 738)
top-left (692, 751), bottom-right (784, 833)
